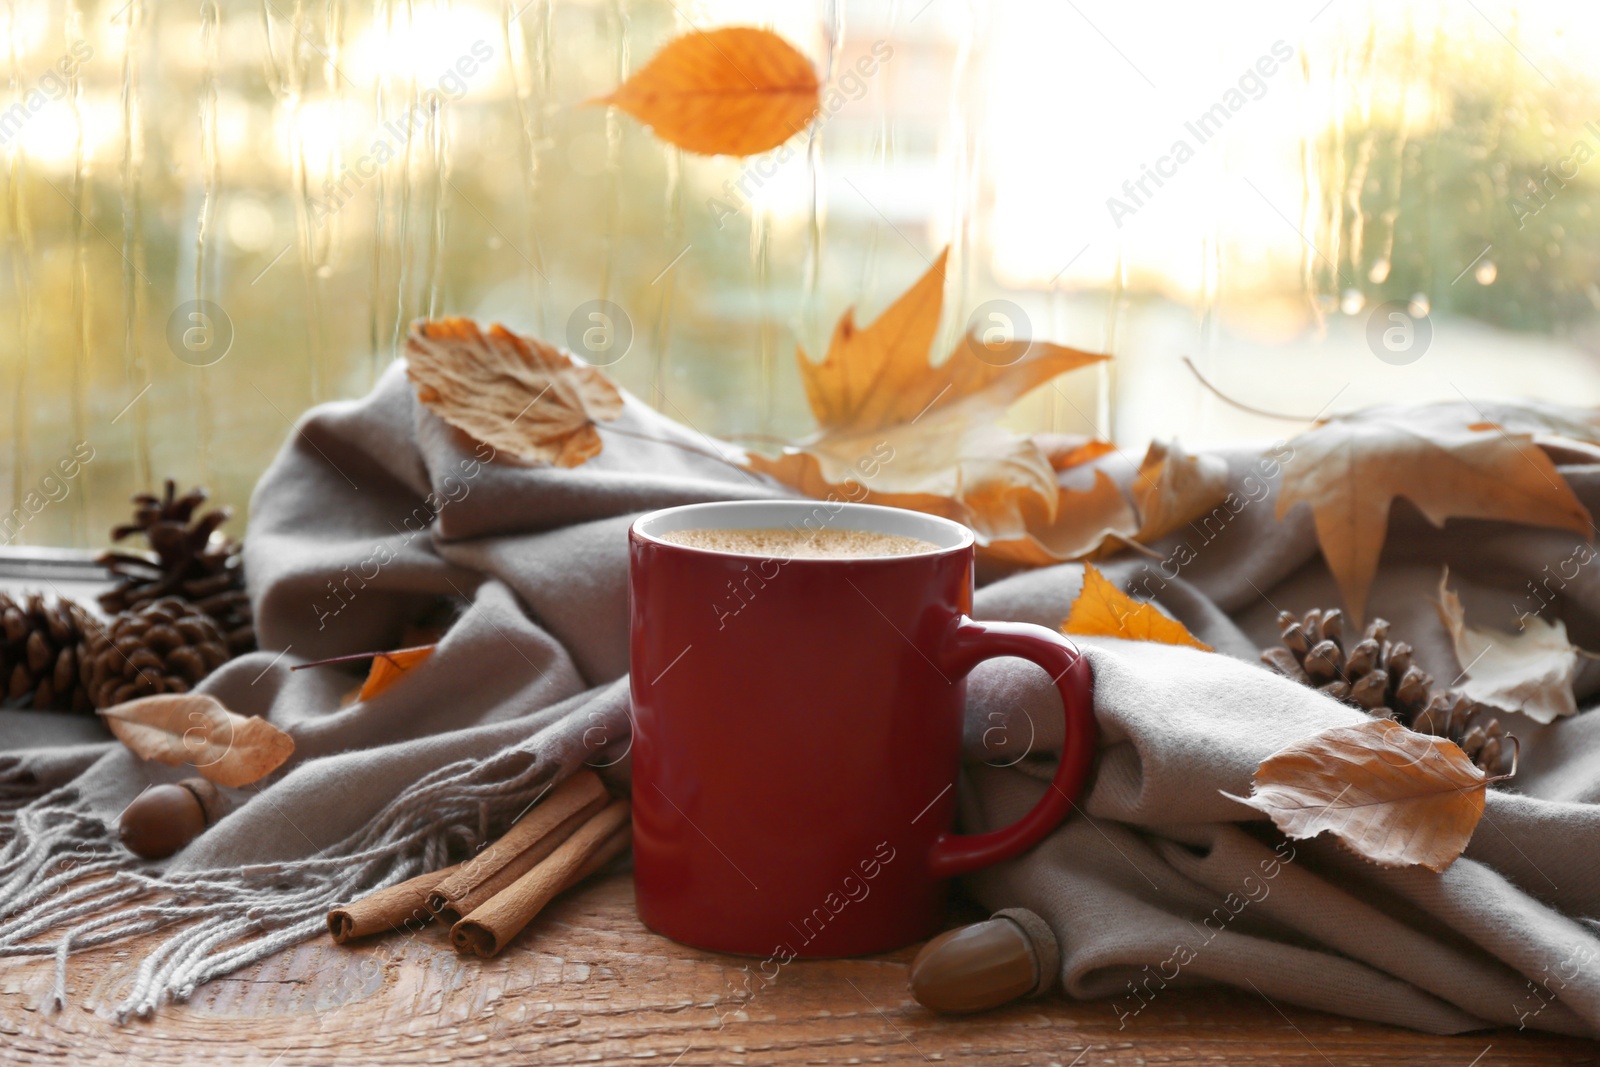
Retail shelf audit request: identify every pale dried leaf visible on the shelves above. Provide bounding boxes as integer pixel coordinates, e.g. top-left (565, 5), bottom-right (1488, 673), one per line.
top-left (596, 27), bottom-right (819, 157)
top-left (1276, 414), bottom-right (1592, 624)
top-left (982, 470), bottom-right (1141, 565)
top-left (1061, 563), bottom-right (1211, 650)
top-left (1448, 399), bottom-right (1600, 443)
top-left (1436, 567), bottom-right (1578, 724)
top-left (405, 318), bottom-right (623, 467)
top-left (1228, 718), bottom-right (1487, 872)
top-left (100, 693), bottom-right (295, 788)
top-left (1130, 439), bottom-right (1232, 542)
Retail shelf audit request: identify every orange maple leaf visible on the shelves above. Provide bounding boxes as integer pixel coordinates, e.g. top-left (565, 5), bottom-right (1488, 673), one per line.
top-left (359, 645), bottom-right (437, 702)
top-left (747, 248), bottom-right (1109, 543)
top-left (1062, 563), bottom-right (1211, 650)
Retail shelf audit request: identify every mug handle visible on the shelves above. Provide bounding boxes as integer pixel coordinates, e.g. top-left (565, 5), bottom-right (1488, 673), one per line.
top-left (927, 617), bottom-right (1097, 879)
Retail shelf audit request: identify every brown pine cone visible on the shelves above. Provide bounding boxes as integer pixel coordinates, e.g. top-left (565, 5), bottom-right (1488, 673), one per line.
top-left (1261, 608), bottom-right (1515, 777)
top-left (98, 480), bottom-right (255, 655)
top-left (79, 597), bottom-right (230, 710)
top-left (0, 592), bottom-right (95, 712)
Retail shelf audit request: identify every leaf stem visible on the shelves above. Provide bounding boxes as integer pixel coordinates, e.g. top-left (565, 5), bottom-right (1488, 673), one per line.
top-left (1181, 355), bottom-right (1332, 424)
top-left (290, 645), bottom-right (436, 671)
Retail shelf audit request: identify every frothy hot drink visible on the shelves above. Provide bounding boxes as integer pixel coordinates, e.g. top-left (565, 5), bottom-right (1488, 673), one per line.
top-left (660, 526), bottom-right (939, 559)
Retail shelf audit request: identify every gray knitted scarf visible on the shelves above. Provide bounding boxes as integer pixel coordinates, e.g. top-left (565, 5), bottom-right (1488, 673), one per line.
top-left (5, 370), bottom-right (1600, 1037)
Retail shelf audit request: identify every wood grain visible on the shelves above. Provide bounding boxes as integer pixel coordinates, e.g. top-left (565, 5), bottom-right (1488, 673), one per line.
top-left (0, 872), bottom-right (1591, 1066)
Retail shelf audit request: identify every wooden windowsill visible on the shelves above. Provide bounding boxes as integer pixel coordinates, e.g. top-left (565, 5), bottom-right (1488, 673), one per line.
top-left (0, 871), bottom-right (1587, 1064)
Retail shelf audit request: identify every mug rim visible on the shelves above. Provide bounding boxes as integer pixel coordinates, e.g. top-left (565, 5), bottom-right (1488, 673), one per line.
top-left (630, 499), bottom-right (975, 560)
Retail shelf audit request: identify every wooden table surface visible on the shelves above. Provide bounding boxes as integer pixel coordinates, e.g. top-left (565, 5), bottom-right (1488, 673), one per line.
top-left (0, 872), bottom-right (1593, 1066)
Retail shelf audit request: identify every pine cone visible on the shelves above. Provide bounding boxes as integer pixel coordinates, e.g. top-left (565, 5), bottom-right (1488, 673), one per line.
top-left (98, 480), bottom-right (255, 654)
top-left (79, 597), bottom-right (230, 710)
top-left (0, 592), bottom-right (95, 712)
top-left (1261, 608), bottom-right (1515, 777)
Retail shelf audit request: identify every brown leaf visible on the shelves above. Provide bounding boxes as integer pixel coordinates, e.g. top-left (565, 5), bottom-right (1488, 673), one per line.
top-left (1436, 568), bottom-right (1578, 724)
top-left (596, 27), bottom-right (819, 157)
top-left (1228, 718), bottom-right (1487, 872)
top-left (100, 693), bottom-right (295, 788)
top-left (405, 318), bottom-right (623, 467)
top-left (359, 645), bottom-right (437, 702)
top-left (1276, 411), bottom-right (1592, 624)
top-left (746, 249), bottom-right (1109, 543)
top-left (1061, 563), bottom-right (1211, 650)
top-left (1130, 439), bottom-right (1231, 543)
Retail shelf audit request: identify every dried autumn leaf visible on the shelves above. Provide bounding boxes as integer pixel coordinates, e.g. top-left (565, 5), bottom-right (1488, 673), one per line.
top-left (1463, 403), bottom-right (1600, 466)
top-left (1130, 439), bottom-right (1231, 543)
top-left (1276, 411), bottom-right (1592, 624)
top-left (983, 470), bottom-right (1140, 566)
top-left (405, 318), bottom-right (623, 467)
top-left (359, 645), bottom-right (437, 702)
top-left (984, 438), bottom-right (1227, 564)
top-left (100, 693), bottom-right (295, 789)
top-left (1436, 568), bottom-right (1578, 724)
top-left (1062, 563), bottom-right (1211, 650)
top-left (1449, 399), bottom-right (1600, 444)
top-left (1034, 434), bottom-right (1118, 472)
top-left (1228, 718), bottom-right (1488, 872)
top-left (746, 248), bottom-right (1109, 542)
top-left (596, 27), bottom-right (819, 157)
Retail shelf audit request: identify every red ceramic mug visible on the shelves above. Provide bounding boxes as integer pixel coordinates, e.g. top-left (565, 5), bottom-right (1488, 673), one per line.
top-left (628, 500), bottom-right (1096, 957)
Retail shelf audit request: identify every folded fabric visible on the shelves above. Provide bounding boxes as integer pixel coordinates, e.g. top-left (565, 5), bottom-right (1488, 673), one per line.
top-left (2, 366), bottom-right (1597, 1035)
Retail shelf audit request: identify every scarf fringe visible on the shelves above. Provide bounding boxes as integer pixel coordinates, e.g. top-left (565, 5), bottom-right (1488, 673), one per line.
top-left (0, 740), bottom-right (581, 1020)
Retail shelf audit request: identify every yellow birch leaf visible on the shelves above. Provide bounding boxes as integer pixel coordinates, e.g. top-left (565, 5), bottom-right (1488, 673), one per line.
top-left (595, 27), bottom-right (819, 157)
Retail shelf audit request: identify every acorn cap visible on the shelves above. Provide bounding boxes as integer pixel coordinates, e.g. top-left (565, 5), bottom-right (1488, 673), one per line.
top-left (908, 908), bottom-right (1060, 1014)
top-left (178, 777), bottom-right (229, 826)
top-left (994, 907), bottom-right (1060, 997)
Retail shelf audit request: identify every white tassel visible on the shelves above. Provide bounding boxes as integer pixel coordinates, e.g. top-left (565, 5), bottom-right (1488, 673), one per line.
top-left (0, 730), bottom-right (603, 1019)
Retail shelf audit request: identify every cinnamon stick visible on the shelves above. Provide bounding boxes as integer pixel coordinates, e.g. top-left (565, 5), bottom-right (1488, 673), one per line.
top-left (452, 798), bottom-right (631, 958)
top-left (427, 768), bottom-right (608, 916)
top-left (565, 822), bottom-right (632, 889)
top-left (434, 796), bottom-right (607, 921)
top-left (328, 861), bottom-right (464, 943)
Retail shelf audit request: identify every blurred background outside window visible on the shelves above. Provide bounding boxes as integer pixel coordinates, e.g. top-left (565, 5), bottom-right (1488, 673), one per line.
top-left (3, 0), bottom-right (1599, 546)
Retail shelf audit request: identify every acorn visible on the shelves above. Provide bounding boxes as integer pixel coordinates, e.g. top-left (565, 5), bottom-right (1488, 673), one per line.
top-left (117, 777), bottom-right (229, 860)
top-left (908, 908), bottom-right (1059, 1014)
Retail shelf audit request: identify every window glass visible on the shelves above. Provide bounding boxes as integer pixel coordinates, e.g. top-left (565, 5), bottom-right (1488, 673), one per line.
top-left (2, 0), bottom-right (1594, 546)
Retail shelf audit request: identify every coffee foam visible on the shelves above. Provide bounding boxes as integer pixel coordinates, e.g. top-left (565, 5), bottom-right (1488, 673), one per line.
top-left (659, 526), bottom-right (939, 559)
